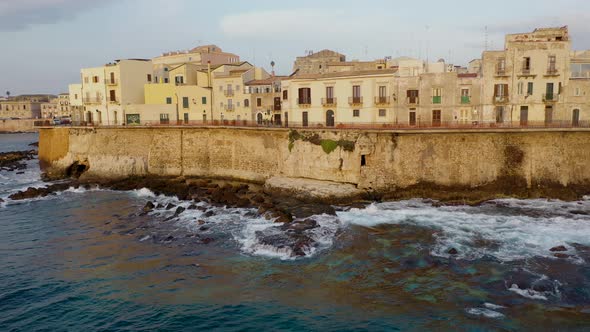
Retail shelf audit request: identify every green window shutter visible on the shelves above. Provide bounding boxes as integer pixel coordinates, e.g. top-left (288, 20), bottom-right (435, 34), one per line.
top-left (202, 96), bottom-right (207, 104)
top-left (182, 97), bottom-right (189, 108)
top-left (166, 97), bottom-right (172, 104)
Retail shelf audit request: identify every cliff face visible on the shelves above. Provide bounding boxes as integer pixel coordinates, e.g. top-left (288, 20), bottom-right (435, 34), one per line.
top-left (39, 127), bottom-right (590, 200)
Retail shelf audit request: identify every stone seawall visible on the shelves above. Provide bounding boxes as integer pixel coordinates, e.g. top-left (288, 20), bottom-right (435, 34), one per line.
top-left (0, 119), bottom-right (37, 133)
top-left (39, 127), bottom-right (590, 201)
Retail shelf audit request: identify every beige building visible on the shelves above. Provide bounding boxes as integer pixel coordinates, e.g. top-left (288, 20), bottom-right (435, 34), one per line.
top-left (293, 49), bottom-right (390, 75)
top-left (70, 59), bottom-right (153, 125)
top-left (152, 45), bottom-right (240, 85)
top-left (41, 93), bottom-right (71, 119)
top-left (245, 76), bottom-right (287, 124)
top-left (211, 62), bottom-right (270, 122)
top-left (481, 27), bottom-right (574, 124)
top-left (0, 95), bottom-right (47, 119)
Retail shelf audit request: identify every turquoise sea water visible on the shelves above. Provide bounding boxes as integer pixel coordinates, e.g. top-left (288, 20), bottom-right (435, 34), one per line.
top-left (1, 133), bottom-right (590, 331)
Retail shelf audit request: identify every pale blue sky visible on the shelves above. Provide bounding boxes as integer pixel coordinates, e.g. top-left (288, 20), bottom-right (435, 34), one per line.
top-left (1, 0), bottom-right (589, 95)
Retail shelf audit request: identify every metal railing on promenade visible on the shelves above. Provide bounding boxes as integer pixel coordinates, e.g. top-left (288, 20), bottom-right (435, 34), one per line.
top-left (37, 120), bottom-right (590, 131)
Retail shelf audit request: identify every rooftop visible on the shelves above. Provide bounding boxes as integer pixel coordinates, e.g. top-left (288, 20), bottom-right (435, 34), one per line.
top-left (289, 68), bottom-right (398, 80)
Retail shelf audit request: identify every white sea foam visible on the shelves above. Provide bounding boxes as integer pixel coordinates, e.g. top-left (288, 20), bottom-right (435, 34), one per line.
top-left (508, 284), bottom-right (549, 301)
top-left (337, 199), bottom-right (590, 262)
top-left (483, 303), bottom-right (506, 310)
top-left (466, 308), bottom-right (505, 319)
top-left (132, 188), bottom-right (156, 198)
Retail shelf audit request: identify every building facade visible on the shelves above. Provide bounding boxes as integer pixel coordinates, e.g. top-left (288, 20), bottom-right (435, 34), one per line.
top-left (0, 95), bottom-right (47, 119)
top-left (41, 93), bottom-right (71, 119)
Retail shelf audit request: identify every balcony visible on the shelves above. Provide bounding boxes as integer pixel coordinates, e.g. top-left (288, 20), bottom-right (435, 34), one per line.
top-left (225, 104), bottom-right (235, 112)
top-left (83, 98), bottom-right (101, 105)
top-left (495, 67), bottom-right (508, 77)
top-left (406, 97), bottom-right (419, 105)
top-left (432, 96), bottom-right (442, 104)
top-left (108, 98), bottom-right (119, 104)
top-left (545, 66), bottom-right (559, 76)
top-left (374, 96), bottom-right (391, 105)
top-left (520, 67), bottom-right (534, 76)
top-left (543, 93), bottom-right (559, 102)
top-left (321, 97), bottom-right (337, 107)
top-left (273, 104), bottom-right (282, 111)
top-left (493, 95), bottom-right (509, 104)
top-left (348, 97), bottom-right (363, 106)
top-left (224, 89), bottom-right (235, 97)
top-left (105, 79), bottom-right (118, 85)
top-left (297, 97), bottom-right (311, 106)
top-left (460, 95), bottom-right (471, 104)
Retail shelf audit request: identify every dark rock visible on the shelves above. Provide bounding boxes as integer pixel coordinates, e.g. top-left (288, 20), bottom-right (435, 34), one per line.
top-left (251, 194), bottom-right (265, 203)
top-left (187, 204), bottom-right (197, 210)
top-left (199, 226), bottom-right (209, 231)
top-left (143, 201), bottom-right (155, 212)
top-left (570, 210), bottom-right (589, 216)
top-left (197, 220), bottom-right (206, 225)
top-left (532, 279), bottom-right (555, 293)
top-left (16, 171), bottom-right (24, 175)
top-left (256, 231), bottom-right (313, 257)
top-left (281, 218), bottom-right (319, 233)
top-left (164, 235), bottom-right (175, 242)
top-left (201, 238), bottom-right (214, 244)
top-left (165, 203), bottom-right (176, 210)
top-left (447, 248), bottom-right (458, 255)
top-left (174, 206), bottom-right (186, 216)
top-left (554, 253), bottom-right (570, 259)
top-left (0, 198), bottom-right (4, 203)
top-left (550, 245), bottom-right (568, 252)
top-left (156, 203), bottom-right (165, 209)
top-left (204, 210), bottom-right (215, 217)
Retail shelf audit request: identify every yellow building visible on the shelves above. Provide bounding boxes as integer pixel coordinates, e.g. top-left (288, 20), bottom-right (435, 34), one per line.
top-left (41, 93), bottom-right (71, 119)
top-left (245, 76), bottom-right (287, 124)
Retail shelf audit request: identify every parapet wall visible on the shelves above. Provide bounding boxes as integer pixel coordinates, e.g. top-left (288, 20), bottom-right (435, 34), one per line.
top-left (39, 127), bottom-right (590, 197)
top-left (0, 119), bottom-right (37, 132)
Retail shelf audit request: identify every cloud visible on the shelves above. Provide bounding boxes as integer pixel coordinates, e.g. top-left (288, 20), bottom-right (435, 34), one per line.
top-left (0, 0), bottom-right (115, 31)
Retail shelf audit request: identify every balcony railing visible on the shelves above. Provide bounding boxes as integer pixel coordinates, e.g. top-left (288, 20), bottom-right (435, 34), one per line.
top-left (495, 67), bottom-right (508, 76)
top-left (224, 90), bottom-right (235, 97)
top-left (321, 97), bottom-right (337, 106)
top-left (406, 97), bottom-right (419, 104)
top-left (546, 66), bottom-right (559, 76)
top-left (273, 104), bottom-right (282, 111)
top-left (225, 104), bottom-right (235, 111)
top-left (297, 97), bottom-right (311, 106)
top-left (432, 96), bottom-right (442, 104)
top-left (348, 97), bottom-right (363, 105)
top-left (108, 98), bottom-right (119, 104)
top-left (83, 98), bottom-right (102, 104)
top-left (460, 96), bottom-right (471, 104)
top-left (520, 67), bottom-right (533, 75)
top-left (493, 95), bottom-right (509, 104)
top-left (543, 93), bottom-right (559, 102)
top-left (105, 79), bottom-right (118, 85)
top-left (374, 96), bottom-right (391, 105)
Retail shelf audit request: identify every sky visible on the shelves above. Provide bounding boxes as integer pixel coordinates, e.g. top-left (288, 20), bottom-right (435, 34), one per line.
top-left (1, 0), bottom-right (589, 95)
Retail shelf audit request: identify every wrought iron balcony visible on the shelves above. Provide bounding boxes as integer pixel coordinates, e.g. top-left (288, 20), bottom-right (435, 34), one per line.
top-left (348, 97), bottom-right (363, 105)
top-left (493, 95), bottom-right (509, 104)
top-left (374, 96), bottom-right (391, 105)
top-left (543, 93), bottom-right (559, 102)
top-left (321, 97), bottom-right (337, 106)
top-left (297, 97), bottom-right (311, 106)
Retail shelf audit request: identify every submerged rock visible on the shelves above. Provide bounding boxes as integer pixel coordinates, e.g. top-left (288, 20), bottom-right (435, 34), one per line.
top-left (174, 206), bottom-right (186, 216)
top-left (448, 248), bottom-right (459, 255)
top-left (143, 201), bottom-right (155, 212)
top-left (165, 203), bottom-right (176, 210)
top-left (550, 245), bottom-right (568, 252)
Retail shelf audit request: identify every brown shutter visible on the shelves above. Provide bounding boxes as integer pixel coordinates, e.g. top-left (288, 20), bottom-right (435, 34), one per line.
top-left (494, 84), bottom-right (499, 97)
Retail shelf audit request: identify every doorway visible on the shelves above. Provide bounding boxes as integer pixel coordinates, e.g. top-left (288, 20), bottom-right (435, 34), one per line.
top-left (256, 113), bottom-right (263, 125)
top-left (274, 114), bottom-right (281, 126)
top-left (520, 106), bottom-right (529, 126)
top-left (409, 111), bottom-right (416, 126)
top-left (302, 112), bottom-right (309, 127)
top-left (544, 106), bottom-right (553, 126)
top-left (326, 110), bottom-right (335, 127)
top-left (572, 109), bottom-right (580, 127)
top-left (432, 110), bottom-right (441, 127)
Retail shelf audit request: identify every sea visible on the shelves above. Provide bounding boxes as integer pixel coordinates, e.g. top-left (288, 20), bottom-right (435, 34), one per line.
top-left (1, 132), bottom-right (590, 331)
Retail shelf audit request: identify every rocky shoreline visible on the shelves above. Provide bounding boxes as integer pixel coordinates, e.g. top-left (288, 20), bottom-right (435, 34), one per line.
top-left (0, 149), bottom-right (37, 173)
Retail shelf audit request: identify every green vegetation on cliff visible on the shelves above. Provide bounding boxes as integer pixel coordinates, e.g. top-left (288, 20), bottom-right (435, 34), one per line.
top-left (288, 130), bottom-right (355, 154)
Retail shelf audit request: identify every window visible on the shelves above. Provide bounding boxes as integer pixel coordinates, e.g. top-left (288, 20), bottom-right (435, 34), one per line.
top-left (407, 90), bottom-right (419, 103)
top-left (574, 87), bottom-right (581, 96)
top-left (494, 84), bottom-right (508, 100)
top-left (84, 77), bottom-right (89, 84)
top-left (244, 99), bottom-right (249, 107)
top-left (298, 88), bottom-right (311, 105)
top-left (353, 109), bottom-right (360, 117)
top-left (523, 57), bottom-right (531, 72)
top-left (461, 88), bottom-right (470, 104)
top-left (283, 90), bottom-right (288, 100)
top-left (202, 96), bottom-right (207, 104)
top-left (160, 113), bottom-right (170, 124)
top-left (326, 86), bottom-right (334, 98)
top-left (527, 82), bottom-right (533, 95)
top-left (548, 55), bottom-right (557, 74)
top-left (352, 85), bottom-right (361, 98)
top-left (109, 90), bottom-right (116, 102)
top-left (175, 76), bottom-right (184, 84)
top-left (497, 58), bottom-right (506, 74)
top-left (256, 98), bottom-right (262, 107)
top-left (164, 78), bottom-right (169, 83)
top-left (517, 82), bottom-right (524, 95)
top-left (432, 88), bottom-right (442, 104)
top-left (379, 109), bottom-right (386, 117)
top-left (378, 86), bottom-right (387, 98)
top-left (147, 74), bottom-right (152, 82)
top-left (166, 97), bottom-right (172, 104)
top-left (164, 68), bottom-right (169, 72)
top-left (93, 76), bottom-right (99, 83)
top-left (74, 94), bottom-right (78, 99)
top-left (182, 97), bottom-right (189, 108)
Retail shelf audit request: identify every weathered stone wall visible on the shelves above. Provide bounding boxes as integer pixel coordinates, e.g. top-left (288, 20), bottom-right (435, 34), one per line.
top-left (39, 127), bottom-right (590, 196)
top-left (0, 119), bottom-right (37, 133)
